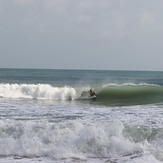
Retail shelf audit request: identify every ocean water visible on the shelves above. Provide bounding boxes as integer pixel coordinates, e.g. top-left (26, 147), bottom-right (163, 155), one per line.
top-left (0, 68), bottom-right (163, 163)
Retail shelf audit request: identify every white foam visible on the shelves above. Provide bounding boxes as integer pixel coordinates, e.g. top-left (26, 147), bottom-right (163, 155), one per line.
top-left (102, 83), bottom-right (159, 88)
top-left (0, 84), bottom-right (76, 100)
top-left (0, 119), bottom-right (161, 162)
top-left (124, 154), bottom-right (162, 163)
top-left (0, 120), bottom-right (143, 159)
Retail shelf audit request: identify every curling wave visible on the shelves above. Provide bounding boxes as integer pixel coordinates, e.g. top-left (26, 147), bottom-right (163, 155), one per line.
top-left (96, 83), bottom-right (163, 105)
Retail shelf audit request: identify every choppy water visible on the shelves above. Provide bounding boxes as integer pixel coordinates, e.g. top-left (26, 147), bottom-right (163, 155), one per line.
top-left (0, 68), bottom-right (163, 163)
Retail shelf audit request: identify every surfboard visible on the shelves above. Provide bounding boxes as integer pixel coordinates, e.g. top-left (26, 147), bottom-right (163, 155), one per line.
top-left (78, 95), bottom-right (96, 100)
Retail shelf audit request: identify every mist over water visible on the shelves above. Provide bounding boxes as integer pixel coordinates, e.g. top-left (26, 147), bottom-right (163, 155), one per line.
top-left (0, 69), bottom-right (163, 163)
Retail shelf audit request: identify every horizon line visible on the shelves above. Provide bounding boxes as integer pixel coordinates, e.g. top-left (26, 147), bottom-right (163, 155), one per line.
top-left (0, 67), bottom-right (163, 72)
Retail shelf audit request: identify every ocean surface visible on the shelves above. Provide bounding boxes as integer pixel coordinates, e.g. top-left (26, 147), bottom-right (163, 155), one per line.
top-left (0, 68), bottom-right (163, 163)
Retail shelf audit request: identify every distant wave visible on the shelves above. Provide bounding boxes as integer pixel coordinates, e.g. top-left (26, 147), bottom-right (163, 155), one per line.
top-left (0, 84), bottom-right (76, 100)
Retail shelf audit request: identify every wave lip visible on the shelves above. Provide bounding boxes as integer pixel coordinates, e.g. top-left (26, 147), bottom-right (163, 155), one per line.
top-left (0, 84), bottom-right (76, 100)
top-left (102, 83), bottom-right (159, 87)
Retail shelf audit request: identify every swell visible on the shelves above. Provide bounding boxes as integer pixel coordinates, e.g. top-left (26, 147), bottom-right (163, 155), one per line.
top-left (96, 84), bottom-right (163, 105)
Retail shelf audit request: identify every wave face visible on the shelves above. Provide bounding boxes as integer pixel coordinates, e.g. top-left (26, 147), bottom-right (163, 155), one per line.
top-left (96, 84), bottom-right (163, 106)
top-left (0, 84), bottom-right (76, 100)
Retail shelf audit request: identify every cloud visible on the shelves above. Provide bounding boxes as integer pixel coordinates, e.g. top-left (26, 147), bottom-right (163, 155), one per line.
top-left (1, 0), bottom-right (162, 39)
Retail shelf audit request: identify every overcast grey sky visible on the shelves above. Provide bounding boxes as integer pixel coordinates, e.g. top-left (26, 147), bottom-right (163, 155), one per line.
top-left (0, 0), bottom-right (163, 71)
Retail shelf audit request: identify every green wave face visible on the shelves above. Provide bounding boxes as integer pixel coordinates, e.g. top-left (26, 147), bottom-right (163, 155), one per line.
top-left (95, 85), bottom-right (163, 106)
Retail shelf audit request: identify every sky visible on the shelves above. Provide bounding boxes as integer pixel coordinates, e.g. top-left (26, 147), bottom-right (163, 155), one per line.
top-left (0, 0), bottom-right (163, 71)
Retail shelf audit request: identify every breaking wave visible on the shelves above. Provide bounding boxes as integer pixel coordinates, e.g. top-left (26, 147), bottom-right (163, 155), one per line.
top-left (0, 119), bottom-right (144, 160)
top-left (1, 83), bottom-right (163, 105)
top-left (0, 84), bottom-right (76, 100)
top-left (0, 119), bottom-right (161, 162)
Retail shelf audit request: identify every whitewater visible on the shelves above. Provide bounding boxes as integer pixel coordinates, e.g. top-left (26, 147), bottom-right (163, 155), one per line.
top-left (0, 69), bottom-right (163, 163)
top-left (0, 84), bottom-right (76, 100)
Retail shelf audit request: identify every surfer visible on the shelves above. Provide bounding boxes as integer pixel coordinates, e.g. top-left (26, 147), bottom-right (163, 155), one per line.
top-left (79, 89), bottom-right (96, 100)
top-left (89, 89), bottom-right (96, 96)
